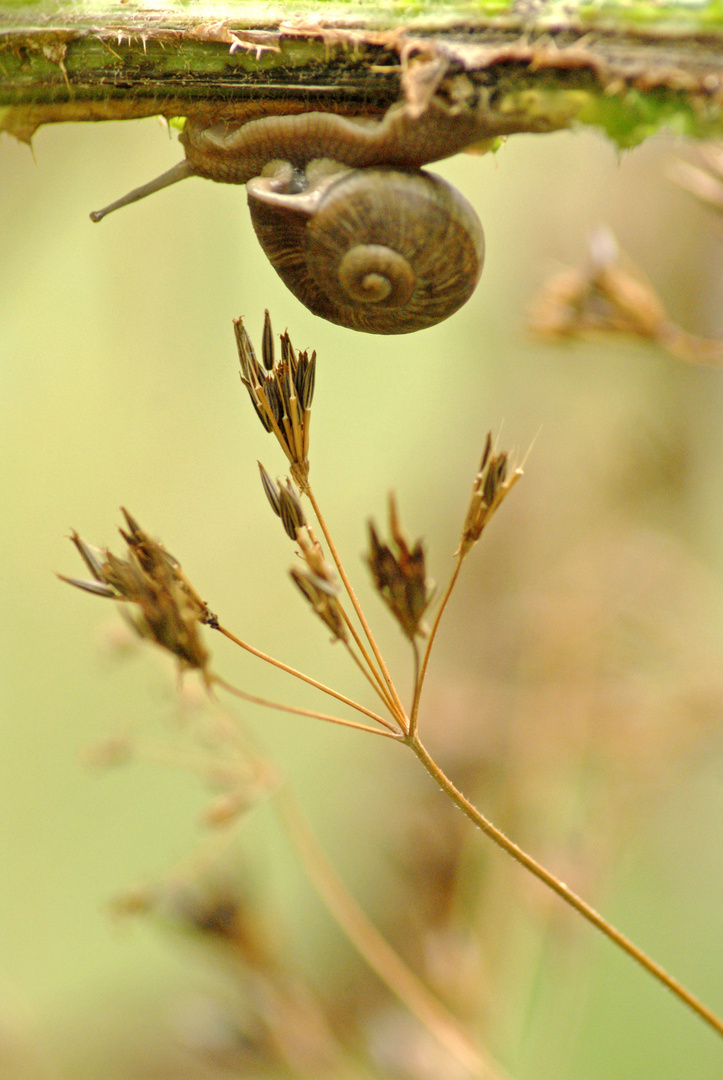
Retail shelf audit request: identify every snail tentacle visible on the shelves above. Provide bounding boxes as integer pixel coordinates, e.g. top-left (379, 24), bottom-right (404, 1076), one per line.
top-left (90, 161), bottom-right (194, 222)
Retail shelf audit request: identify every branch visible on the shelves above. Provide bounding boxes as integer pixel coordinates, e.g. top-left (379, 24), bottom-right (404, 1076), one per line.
top-left (2, 3), bottom-right (723, 146)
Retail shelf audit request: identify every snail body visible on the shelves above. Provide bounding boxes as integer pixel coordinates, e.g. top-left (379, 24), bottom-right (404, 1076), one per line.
top-left (178, 99), bottom-right (486, 183)
top-left (91, 100), bottom-right (486, 334)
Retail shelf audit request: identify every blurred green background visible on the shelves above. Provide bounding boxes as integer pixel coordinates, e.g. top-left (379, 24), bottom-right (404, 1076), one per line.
top-left (2, 115), bottom-right (723, 1078)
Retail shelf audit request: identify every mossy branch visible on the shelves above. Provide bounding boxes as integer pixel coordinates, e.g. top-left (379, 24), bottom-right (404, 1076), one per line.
top-left (2, 2), bottom-right (723, 146)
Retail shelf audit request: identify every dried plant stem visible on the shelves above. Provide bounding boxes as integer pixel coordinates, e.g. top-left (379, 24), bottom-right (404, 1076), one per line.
top-left (408, 735), bottom-right (723, 1039)
top-left (410, 557), bottom-right (464, 734)
top-left (212, 674), bottom-right (398, 738)
top-left (342, 638), bottom-right (400, 715)
top-left (214, 624), bottom-right (394, 731)
top-left (411, 638), bottom-right (421, 731)
top-left (276, 787), bottom-right (512, 1080)
top-left (334, 601), bottom-right (400, 713)
top-left (306, 486), bottom-right (408, 730)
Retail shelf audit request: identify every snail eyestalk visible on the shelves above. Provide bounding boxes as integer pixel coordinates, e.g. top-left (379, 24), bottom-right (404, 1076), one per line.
top-left (90, 161), bottom-right (194, 222)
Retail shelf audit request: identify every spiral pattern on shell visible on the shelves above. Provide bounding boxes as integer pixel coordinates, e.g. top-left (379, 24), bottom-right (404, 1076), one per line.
top-left (247, 167), bottom-right (485, 335)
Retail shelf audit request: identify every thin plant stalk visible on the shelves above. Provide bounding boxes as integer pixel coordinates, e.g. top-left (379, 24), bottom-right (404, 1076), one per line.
top-left (409, 637), bottom-right (422, 738)
top-left (409, 557), bottom-right (464, 733)
top-left (342, 638), bottom-right (400, 716)
top-left (212, 674), bottom-right (398, 738)
top-left (339, 612), bottom-right (401, 714)
top-left (214, 623), bottom-right (395, 732)
top-left (306, 485), bottom-right (408, 730)
top-left (407, 734), bottom-right (723, 1039)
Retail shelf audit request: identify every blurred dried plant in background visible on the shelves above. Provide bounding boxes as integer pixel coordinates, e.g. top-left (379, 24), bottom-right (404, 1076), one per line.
top-left (528, 224), bottom-right (723, 366)
top-left (672, 143), bottom-right (723, 219)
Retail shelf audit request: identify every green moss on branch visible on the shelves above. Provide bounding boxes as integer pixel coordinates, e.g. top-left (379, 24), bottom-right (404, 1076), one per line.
top-left (1, 5), bottom-right (723, 146)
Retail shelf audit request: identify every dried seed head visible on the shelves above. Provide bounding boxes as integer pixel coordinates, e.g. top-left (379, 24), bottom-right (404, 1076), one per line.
top-left (296, 526), bottom-right (334, 585)
top-left (115, 877), bottom-right (266, 960)
top-left (456, 435), bottom-right (523, 559)
top-left (201, 788), bottom-right (260, 828)
top-left (258, 462), bottom-right (282, 517)
top-left (235, 312), bottom-right (316, 490)
top-left (290, 566), bottom-right (348, 643)
top-left (291, 528), bottom-right (348, 642)
top-left (59, 509), bottom-right (212, 676)
top-left (278, 480), bottom-right (307, 541)
top-left (261, 307), bottom-right (275, 370)
top-left (85, 734), bottom-right (134, 767)
top-left (367, 495), bottom-right (433, 641)
top-left (258, 464), bottom-right (307, 541)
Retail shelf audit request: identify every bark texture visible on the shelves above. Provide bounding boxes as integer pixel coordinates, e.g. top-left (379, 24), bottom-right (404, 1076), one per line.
top-left (1, 3), bottom-right (723, 147)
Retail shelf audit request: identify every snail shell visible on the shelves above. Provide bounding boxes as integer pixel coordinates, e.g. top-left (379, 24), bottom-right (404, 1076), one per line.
top-left (247, 162), bottom-right (484, 334)
top-left (90, 101), bottom-right (487, 334)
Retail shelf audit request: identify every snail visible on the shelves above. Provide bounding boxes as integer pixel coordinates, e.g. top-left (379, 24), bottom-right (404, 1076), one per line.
top-left (91, 100), bottom-right (486, 334)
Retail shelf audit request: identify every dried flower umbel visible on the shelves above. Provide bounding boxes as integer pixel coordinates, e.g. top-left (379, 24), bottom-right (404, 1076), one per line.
top-left (59, 312), bottom-right (723, 1050)
top-left (236, 309), bottom-right (316, 489)
top-left (59, 508), bottom-right (213, 678)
